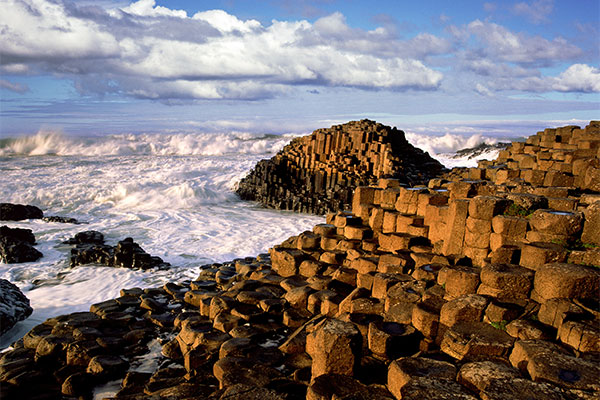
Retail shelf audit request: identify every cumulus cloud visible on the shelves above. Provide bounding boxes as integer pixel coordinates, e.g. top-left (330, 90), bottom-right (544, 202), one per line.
top-left (120, 0), bottom-right (187, 18)
top-left (0, 79), bottom-right (30, 93)
top-left (0, 0), bottom-right (443, 101)
top-left (552, 64), bottom-right (600, 93)
top-left (0, 0), bottom-right (120, 62)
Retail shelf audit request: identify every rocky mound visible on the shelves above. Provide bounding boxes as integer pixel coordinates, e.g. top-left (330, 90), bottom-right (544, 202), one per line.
top-left (236, 120), bottom-right (446, 214)
top-left (0, 279), bottom-right (33, 335)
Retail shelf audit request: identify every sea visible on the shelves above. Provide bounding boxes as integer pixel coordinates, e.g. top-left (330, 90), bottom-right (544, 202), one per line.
top-left (0, 129), bottom-right (503, 350)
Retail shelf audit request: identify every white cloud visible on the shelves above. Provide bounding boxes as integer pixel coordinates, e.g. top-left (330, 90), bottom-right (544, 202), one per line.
top-left (192, 10), bottom-right (261, 33)
top-left (480, 63), bottom-right (600, 93)
top-left (513, 0), bottom-right (554, 24)
top-left (0, 1), bottom-right (444, 100)
top-left (0, 0), bottom-right (120, 61)
top-left (121, 0), bottom-right (187, 18)
top-left (466, 19), bottom-right (581, 65)
top-left (1, 64), bottom-right (29, 74)
top-left (552, 64), bottom-right (600, 93)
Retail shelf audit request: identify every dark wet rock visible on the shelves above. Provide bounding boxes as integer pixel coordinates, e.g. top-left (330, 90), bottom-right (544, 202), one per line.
top-left (0, 225), bottom-right (42, 263)
top-left (42, 216), bottom-right (80, 224)
top-left (0, 225), bottom-right (35, 244)
top-left (0, 347), bottom-right (35, 382)
top-left (0, 203), bottom-right (43, 221)
top-left (61, 372), bottom-right (95, 397)
top-left (87, 354), bottom-right (129, 378)
top-left (65, 230), bottom-right (104, 245)
top-left (0, 279), bottom-right (33, 334)
top-left (114, 237), bottom-right (168, 270)
top-left (68, 234), bottom-right (170, 270)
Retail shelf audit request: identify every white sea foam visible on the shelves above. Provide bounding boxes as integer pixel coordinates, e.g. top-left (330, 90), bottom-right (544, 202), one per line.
top-left (405, 131), bottom-right (501, 168)
top-left (0, 130), bottom-right (296, 157)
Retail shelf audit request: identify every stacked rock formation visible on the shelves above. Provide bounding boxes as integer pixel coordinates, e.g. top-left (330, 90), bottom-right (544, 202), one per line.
top-left (1, 122), bottom-right (600, 400)
top-left (236, 120), bottom-right (446, 214)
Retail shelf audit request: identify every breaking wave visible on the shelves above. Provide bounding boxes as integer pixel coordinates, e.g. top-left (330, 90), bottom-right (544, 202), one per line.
top-left (0, 130), bottom-right (296, 157)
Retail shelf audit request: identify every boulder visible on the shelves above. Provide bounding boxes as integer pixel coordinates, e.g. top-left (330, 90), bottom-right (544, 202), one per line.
top-left (42, 216), bottom-right (79, 224)
top-left (387, 356), bottom-right (457, 398)
top-left (532, 263), bottom-right (600, 303)
top-left (457, 360), bottom-right (521, 393)
top-left (68, 234), bottom-right (169, 270)
top-left (440, 321), bottom-right (515, 361)
top-left (218, 384), bottom-right (286, 400)
top-left (307, 374), bottom-right (393, 400)
top-left (398, 378), bottom-right (479, 400)
top-left (480, 378), bottom-right (570, 400)
top-left (0, 279), bottom-right (33, 335)
top-left (528, 209), bottom-right (584, 237)
top-left (478, 263), bottom-right (534, 299)
top-left (306, 317), bottom-right (362, 379)
top-left (581, 201), bottom-right (600, 246)
top-left (0, 226), bottom-right (42, 263)
top-left (64, 230), bottom-right (105, 245)
top-left (0, 203), bottom-right (43, 221)
top-left (213, 356), bottom-right (282, 389)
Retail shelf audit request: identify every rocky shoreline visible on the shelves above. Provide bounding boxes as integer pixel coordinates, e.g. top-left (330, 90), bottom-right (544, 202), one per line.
top-left (1, 121), bottom-right (599, 400)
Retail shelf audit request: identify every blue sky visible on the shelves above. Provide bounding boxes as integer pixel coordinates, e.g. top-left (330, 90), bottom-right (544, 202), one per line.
top-left (0, 0), bottom-right (598, 138)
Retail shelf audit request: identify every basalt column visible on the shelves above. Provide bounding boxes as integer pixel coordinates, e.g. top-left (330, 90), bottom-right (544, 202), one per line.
top-left (236, 120), bottom-right (446, 214)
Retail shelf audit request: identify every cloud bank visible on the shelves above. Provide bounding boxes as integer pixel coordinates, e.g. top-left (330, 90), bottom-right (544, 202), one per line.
top-left (0, 0), bottom-right (597, 102)
top-left (0, 0), bottom-right (443, 100)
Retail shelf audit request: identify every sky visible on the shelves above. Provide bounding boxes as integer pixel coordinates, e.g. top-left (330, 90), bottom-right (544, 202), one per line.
top-left (0, 0), bottom-right (599, 138)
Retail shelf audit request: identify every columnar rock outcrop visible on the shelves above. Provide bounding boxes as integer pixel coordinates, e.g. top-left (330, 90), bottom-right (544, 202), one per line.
top-left (236, 120), bottom-right (446, 214)
top-left (1, 122), bottom-right (599, 400)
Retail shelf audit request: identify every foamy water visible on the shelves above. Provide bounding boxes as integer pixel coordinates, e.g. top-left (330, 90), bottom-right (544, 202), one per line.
top-left (0, 129), bottom-right (501, 349)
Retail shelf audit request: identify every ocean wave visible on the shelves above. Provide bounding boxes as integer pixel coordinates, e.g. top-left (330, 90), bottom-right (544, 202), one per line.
top-left (405, 131), bottom-right (498, 156)
top-left (0, 130), bottom-right (296, 157)
top-left (405, 131), bottom-right (502, 168)
top-left (92, 180), bottom-right (236, 211)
